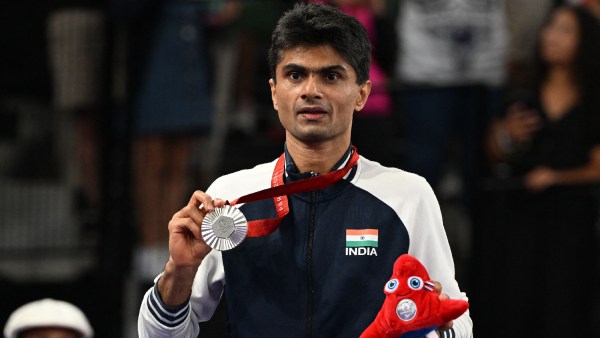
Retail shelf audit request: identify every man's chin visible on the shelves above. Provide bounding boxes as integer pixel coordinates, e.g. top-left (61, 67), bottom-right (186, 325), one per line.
top-left (294, 132), bottom-right (330, 144)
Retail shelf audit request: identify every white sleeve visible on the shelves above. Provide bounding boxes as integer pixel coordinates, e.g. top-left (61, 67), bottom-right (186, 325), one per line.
top-left (405, 179), bottom-right (473, 338)
top-left (138, 250), bottom-right (225, 338)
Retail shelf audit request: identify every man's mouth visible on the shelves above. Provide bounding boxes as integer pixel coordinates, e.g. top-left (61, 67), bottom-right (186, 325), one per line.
top-left (297, 106), bottom-right (328, 121)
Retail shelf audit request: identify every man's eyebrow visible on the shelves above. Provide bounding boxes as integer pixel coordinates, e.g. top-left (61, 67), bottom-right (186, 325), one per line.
top-left (281, 63), bottom-right (348, 73)
top-left (281, 63), bottom-right (307, 72)
top-left (319, 65), bottom-right (348, 73)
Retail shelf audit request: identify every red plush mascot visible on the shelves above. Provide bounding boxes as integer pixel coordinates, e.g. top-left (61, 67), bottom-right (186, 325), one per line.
top-left (361, 254), bottom-right (469, 338)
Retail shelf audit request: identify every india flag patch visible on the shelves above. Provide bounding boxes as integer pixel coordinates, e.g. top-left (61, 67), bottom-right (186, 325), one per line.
top-left (346, 229), bottom-right (378, 248)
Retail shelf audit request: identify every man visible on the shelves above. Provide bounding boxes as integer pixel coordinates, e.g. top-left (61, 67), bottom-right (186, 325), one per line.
top-left (4, 298), bottom-right (93, 338)
top-left (138, 3), bottom-right (473, 337)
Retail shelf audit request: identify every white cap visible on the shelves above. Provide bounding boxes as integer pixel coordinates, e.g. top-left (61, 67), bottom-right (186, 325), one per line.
top-left (3, 298), bottom-right (93, 338)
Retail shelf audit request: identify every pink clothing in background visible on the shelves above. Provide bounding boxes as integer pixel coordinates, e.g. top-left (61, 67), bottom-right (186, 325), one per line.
top-left (310, 1), bottom-right (392, 116)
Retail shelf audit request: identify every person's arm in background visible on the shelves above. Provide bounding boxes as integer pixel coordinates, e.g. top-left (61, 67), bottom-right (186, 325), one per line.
top-left (485, 102), bottom-right (600, 191)
top-left (485, 102), bottom-right (542, 161)
top-left (525, 145), bottom-right (600, 191)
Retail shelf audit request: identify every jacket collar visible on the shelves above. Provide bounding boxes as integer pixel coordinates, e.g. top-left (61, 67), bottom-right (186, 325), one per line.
top-left (283, 143), bottom-right (356, 183)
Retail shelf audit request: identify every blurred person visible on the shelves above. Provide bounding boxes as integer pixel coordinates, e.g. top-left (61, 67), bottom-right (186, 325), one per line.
top-left (388, 0), bottom-right (509, 210)
top-left (229, 0), bottom-right (290, 135)
top-left (505, 0), bottom-right (555, 88)
top-left (203, 0), bottom-right (242, 183)
top-left (138, 3), bottom-right (472, 337)
top-left (592, 0), bottom-right (600, 18)
top-left (122, 0), bottom-right (214, 281)
top-left (567, 0), bottom-right (600, 18)
top-left (477, 5), bottom-right (600, 336)
top-left (3, 298), bottom-right (93, 338)
top-left (46, 2), bottom-right (106, 226)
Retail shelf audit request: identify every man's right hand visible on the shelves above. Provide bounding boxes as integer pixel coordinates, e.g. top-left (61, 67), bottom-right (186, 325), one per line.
top-left (158, 191), bottom-right (226, 306)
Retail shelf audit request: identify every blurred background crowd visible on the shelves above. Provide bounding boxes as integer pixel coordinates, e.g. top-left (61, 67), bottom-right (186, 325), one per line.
top-left (1, 0), bottom-right (599, 337)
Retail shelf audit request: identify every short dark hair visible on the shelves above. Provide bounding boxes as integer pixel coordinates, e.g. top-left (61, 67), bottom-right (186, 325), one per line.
top-left (268, 3), bottom-right (371, 84)
top-left (534, 5), bottom-right (600, 116)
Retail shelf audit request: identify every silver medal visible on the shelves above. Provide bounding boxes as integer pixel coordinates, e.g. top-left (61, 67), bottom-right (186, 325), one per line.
top-left (201, 205), bottom-right (248, 251)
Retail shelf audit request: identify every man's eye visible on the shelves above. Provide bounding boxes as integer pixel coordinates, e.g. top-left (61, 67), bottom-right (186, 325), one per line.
top-left (326, 73), bottom-right (339, 81)
top-left (289, 72), bottom-right (301, 80)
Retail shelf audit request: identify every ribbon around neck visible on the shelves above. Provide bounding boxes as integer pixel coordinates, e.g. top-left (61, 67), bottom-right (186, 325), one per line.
top-left (227, 146), bottom-right (359, 237)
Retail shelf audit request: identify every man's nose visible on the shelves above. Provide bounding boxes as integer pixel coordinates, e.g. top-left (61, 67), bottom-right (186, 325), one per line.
top-left (301, 75), bottom-right (322, 100)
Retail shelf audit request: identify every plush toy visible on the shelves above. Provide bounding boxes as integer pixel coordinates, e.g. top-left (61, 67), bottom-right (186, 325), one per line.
top-left (361, 254), bottom-right (469, 338)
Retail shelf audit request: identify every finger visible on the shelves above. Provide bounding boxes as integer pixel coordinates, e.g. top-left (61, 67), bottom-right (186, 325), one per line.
top-left (213, 198), bottom-right (227, 208)
top-left (178, 204), bottom-right (204, 227)
top-left (522, 116), bottom-right (543, 130)
top-left (439, 320), bottom-right (454, 332)
top-left (190, 190), bottom-right (215, 212)
top-left (189, 195), bottom-right (228, 225)
top-left (173, 197), bottom-right (205, 224)
top-left (169, 216), bottom-right (202, 240)
top-left (429, 282), bottom-right (455, 333)
top-left (507, 102), bottom-right (526, 115)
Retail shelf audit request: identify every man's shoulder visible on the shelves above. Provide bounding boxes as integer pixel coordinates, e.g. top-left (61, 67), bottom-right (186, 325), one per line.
top-left (356, 156), bottom-right (435, 200)
top-left (358, 156), bottom-right (429, 186)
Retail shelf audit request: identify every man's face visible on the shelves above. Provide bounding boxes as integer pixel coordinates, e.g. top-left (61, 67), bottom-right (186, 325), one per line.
top-left (269, 44), bottom-right (371, 146)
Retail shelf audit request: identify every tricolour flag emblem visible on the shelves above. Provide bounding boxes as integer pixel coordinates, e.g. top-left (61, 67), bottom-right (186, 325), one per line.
top-left (346, 229), bottom-right (378, 248)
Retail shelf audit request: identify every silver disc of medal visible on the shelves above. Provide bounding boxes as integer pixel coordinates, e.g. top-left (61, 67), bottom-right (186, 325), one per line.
top-left (201, 205), bottom-right (248, 251)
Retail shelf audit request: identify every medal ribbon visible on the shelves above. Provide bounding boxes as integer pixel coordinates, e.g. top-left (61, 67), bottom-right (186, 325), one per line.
top-left (228, 146), bottom-right (359, 237)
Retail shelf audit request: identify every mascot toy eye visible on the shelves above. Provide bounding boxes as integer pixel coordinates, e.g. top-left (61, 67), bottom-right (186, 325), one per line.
top-left (384, 279), bottom-right (399, 293)
top-left (407, 277), bottom-right (423, 290)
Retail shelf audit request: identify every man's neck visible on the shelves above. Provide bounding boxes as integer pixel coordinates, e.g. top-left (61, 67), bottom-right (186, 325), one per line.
top-left (285, 137), bottom-right (351, 174)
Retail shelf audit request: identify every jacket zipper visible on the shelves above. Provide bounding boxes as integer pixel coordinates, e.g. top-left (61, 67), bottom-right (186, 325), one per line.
top-left (306, 173), bottom-right (318, 337)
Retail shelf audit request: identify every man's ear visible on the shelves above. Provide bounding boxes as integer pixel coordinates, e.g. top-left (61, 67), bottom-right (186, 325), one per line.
top-left (269, 78), bottom-right (278, 111)
top-left (354, 80), bottom-right (372, 112)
